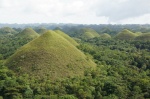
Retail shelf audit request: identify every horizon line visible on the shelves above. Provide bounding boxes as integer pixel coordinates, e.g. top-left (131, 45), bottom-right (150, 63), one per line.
top-left (0, 23), bottom-right (150, 25)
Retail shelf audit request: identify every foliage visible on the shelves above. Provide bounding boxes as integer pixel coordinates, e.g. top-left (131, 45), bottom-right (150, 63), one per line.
top-left (5, 30), bottom-right (96, 80)
top-left (0, 26), bottom-right (150, 99)
top-left (135, 33), bottom-right (150, 41)
top-left (115, 29), bottom-right (137, 40)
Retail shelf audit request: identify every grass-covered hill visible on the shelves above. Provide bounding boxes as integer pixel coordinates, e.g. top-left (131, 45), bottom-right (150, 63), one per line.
top-left (79, 28), bottom-right (100, 39)
top-left (0, 28), bottom-right (39, 59)
top-left (54, 30), bottom-right (79, 46)
top-left (135, 32), bottom-right (142, 36)
top-left (35, 27), bottom-right (48, 35)
top-left (115, 29), bottom-right (137, 40)
top-left (17, 28), bottom-right (39, 39)
top-left (100, 33), bottom-right (111, 39)
top-left (135, 33), bottom-right (150, 41)
top-left (0, 27), bottom-right (17, 35)
top-left (5, 30), bottom-right (96, 80)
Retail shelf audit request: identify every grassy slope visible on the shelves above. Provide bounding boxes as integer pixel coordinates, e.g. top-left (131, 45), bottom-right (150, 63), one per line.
top-left (80, 28), bottom-right (100, 39)
top-left (54, 30), bottom-right (79, 46)
top-left (135, 32), bottom-right (142, 36)
top-left (5, 30), bottom-right (96, 80)
top-left (36, 27), bottom-right (48, 35)
top-left (135, 33), bottom-right (150, 41)
top-left (100, 33), bottom-right (111, 39)
top-left (17, 28), bottom-right (39, 39)
top-left (115, 29), bottom-right (137, 40)
top-left (0, 27), bottom-right (17, 35)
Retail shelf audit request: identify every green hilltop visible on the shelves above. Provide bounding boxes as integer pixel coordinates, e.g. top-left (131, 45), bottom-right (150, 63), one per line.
top-left (0, 27), bottom-right (17, 35)
top-left (100, 33), bottom-right (111, 39)
top-left (0, 28), bottom-right (39, 59)
top-left (5, 30), bottom-right (96, 80)
top-left (79, 28), bottom-right (100, 39)
top-left (115, 29), bottom-right (137, 40)
top-left (135, 33), bottom-right (150, 41)
top-left (36, 27), bottom-right (48, 35)
top-left (17, 28), bottom-right (39, 39)
top-left (54, 30), bottom-right (79, 46)
top-left (135, 32), bottom-right (142, 36)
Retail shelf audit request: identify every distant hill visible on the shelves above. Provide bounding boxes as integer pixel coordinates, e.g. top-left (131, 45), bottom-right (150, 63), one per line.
top-left (79, 28), bottom-right (100, 39)
top-left (0, 27), bottom-right (17, 35)
top-left (17, 28), bottom-right (39, 39)
top-left (0, 28), bottom-right (40, 58)
top-left (135, 32), bottom-right (142, 36)
top-left (135, 33), bottom-right (150, 41)
top-left (100, 33), bottom-right (111, 39)
top-left (54, 30), bottom-right (79, 46)
top-left (5, 30), bottom-right (96, 80)
top-left (53, 27), bottom-right (62, 31)
top-left (115, 29), bottom-right (137, 40)
top-left (35, 27), bottom-right (48, 35)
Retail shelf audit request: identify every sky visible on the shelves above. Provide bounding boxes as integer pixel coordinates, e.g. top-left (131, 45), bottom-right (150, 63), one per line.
top-left (0, 0), bottom-right (150, 24)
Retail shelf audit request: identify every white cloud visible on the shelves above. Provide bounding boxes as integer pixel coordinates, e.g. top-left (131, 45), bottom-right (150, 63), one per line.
top-left (0, 0), bottom-right (150, 24)
top-left (94, 0), bottom-right (150, 21)
top-left (120, 14), bottom-right (150, 24)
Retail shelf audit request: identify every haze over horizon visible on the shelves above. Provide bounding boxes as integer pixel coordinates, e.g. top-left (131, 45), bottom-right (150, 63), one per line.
top-left (0, 0), bottom-right (150, 24)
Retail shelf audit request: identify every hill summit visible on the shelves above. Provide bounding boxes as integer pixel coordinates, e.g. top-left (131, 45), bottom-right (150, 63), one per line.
top-left (100, 33), bottom-right (111, 39)
top-left (54, 30), bottom-right (79, 46)
top-left (5, 30), bottom-right (96, 80)
top-left (36, 27), bottom-right (48, 35)
top-left (17, 28), bottom-right (39, 39)
top-left (79, 28), bottom-right (100, 39)
top-left (115, 29), bottom-right (137, 40)
top-left (135, 33), bottom-right (150, 41)
top-left (0, 27), bottom-right (17, 35)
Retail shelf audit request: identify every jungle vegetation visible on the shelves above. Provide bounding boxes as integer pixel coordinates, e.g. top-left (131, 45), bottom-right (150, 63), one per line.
top-left (0, 25), bottom-right (150, 99)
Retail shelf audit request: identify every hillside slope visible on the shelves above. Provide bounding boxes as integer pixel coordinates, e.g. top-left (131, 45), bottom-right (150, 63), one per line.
top-left (5, 30), bottom-right (96, 80)
top-left (36, 27), bottom-right (48, 35)
top-left (0, 27), bottom-right (17, 35)
top-left (100, 33), bottom-right (111, 39)
top-left (17, 28), bottom-right (39, 39)
top-left (54, 30), bottom-right (79, 46)
top-left (135, 33), bottom-right (150, 41)
top-left (115, 29), bottom-right (137, 40)
top-left (79, 28), bottom-right (100, 39)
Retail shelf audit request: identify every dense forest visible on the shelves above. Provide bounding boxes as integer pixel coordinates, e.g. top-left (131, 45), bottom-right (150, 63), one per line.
top-left (0, 24), bottom-right (150, 99)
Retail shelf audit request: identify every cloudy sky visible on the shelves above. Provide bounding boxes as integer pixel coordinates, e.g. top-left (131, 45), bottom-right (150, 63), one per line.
top-left (0, 0), bottom-right (150, 24)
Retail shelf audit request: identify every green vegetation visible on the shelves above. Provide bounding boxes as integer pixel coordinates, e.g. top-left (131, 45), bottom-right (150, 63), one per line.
top-left (0, 27), bottom-right (17, 35)
top-left (78, 28), bottom-right (100, 39)
top-left (54, 30), bottom-right (79, 46)
top-left (15, 28), bottom-right (39, 46)
top-left (0, 26), bottom-right (150, 99)
top-left (0, 28), bottom-right (39, 59)
top-left (5, 30), bottom-right (96, 80)
top-left (135, 33), bottom-right (150, 41)
top-left (35, 27), bottom-right (48, 34)
top-left (135, 32), bottom-right (142, 36)
top-left (100, 33), bottom-right (111, 39)
top-left (115, 29), bottom-right (137, 40)
top-left (17, 28), bottom-right (39, 39)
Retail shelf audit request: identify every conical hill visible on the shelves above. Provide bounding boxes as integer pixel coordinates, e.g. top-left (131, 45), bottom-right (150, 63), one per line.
top-left (100, 33), bottom-right (111, 39)
top-left (115, 29), bottom-right (137, 40)
top-left (135, 33), bottom-right (150, 41)
top-left (54, 30), bottom-right (79, 46)
top-left (135, 32), bottom-right (142, 36)
top-left (79, 28), bottom-right (100, 39)
top-left (17, 28), bottom-right (39, 39)
top-left (5, 30), bottom-right (96, 80)
top-left (0, 27), bottom-right (17, 35)
top-left (36, 27), bottom-right (48, 35)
